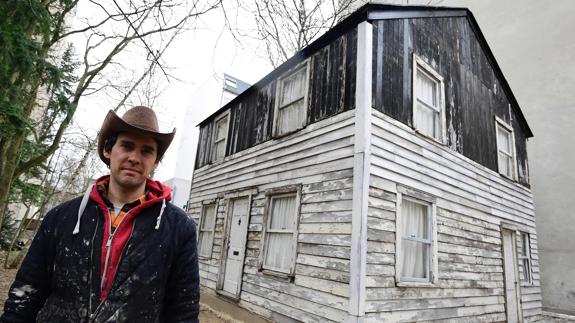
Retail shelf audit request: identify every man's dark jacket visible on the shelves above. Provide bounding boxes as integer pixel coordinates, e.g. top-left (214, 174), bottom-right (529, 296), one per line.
top-left (1, 180), bottom-right (200, 322)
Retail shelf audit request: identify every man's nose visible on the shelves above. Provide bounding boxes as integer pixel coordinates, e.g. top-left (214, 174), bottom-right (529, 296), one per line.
top-left (127, 151), bottom-right (140, 163)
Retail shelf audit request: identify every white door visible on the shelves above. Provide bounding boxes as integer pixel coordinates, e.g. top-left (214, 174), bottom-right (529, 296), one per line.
top-left (502, 228), bottom-right (523, 323)
top-left (222, 197), bottom-right (250, 296)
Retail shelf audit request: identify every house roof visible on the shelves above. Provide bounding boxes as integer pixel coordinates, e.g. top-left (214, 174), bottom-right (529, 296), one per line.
top-left (197, 3), bottom-right (533, 138)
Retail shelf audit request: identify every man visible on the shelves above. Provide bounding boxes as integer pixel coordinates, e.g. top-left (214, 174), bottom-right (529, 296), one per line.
top-left (1, 106), bottom-right (200, 322)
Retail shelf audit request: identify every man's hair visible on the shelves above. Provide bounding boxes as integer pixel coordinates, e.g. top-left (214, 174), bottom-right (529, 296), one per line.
top-left (103, 133), bottom-right (164, 166)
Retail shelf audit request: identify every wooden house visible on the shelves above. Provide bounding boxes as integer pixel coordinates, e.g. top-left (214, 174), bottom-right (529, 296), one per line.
top-left (187, 4), bottom-right (541, 322)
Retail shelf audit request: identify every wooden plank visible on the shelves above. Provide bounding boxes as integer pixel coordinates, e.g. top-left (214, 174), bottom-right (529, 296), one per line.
top-left (294, 275), bottom-right (349, 298)
top-left (366, 295), bottom-right (503, 312)
top-left (296, 264), bottom-right (350, 283)
top-left (299, 222), bottom-right (352, 234)
top-left (241, 282), bottom-right (347, 322)
top-left (298, 233), bottom-right (351, 246)
top-left (298, 243), bottom-right (351, 259)
top-left (366, 286), bottom-right (503, 301)
top-left (301, 188), bottom-right (353, 203)
top-left (299, 211), bottom-right (352, 223)
top-left (244, 273), bottom-right (349, 310)
top-left (240, 291), bottom-right (332, 323)
top-left (296, 254), bottom-right (350, 272)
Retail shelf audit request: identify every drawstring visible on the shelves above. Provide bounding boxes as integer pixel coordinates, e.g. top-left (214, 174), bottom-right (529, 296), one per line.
top-left (155, 199), bottom-right (166, 230)
top-left (73, 184), bottom-right (93, 235)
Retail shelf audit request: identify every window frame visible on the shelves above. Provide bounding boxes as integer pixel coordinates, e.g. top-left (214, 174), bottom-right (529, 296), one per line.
top-left (518, 231), bottom-right (533, 285)
top-left (212, 111), bottom-right (230, 162)
top-left (412, 54), bottom-right (446, 144)
top-left (395, 187), bottom-right (439, 287)
top-left (495, 116), bottom-right (517, 180)
top-left (258, 185), bottom-right (302, 278)
top-left (198, 202), bottom-right (217, 259)
top-left (273, 61), bottom-right (310, 138)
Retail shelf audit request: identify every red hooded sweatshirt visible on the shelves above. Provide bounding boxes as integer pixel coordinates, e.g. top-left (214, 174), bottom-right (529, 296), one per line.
top-left (89, 175), bottom-right (172, 302)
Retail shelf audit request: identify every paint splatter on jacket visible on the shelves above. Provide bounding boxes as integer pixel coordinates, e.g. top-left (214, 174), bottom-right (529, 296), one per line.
top-left (1, 177), bottom-right (200, 322)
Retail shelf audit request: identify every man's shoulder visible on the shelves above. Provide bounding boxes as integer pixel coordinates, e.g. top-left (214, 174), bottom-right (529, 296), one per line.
top-left (164, 203), bottom-right (196, 228)
top-left (47, 195), bottom-right (84, 215)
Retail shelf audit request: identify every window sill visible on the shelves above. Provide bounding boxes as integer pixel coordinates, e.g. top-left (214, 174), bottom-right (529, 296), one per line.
top-left (414, 129), bottom-right (445, 146)
top-left (396, 281), bottom-right (436, 288)
top-left (259, 268), bottom-right (293, 282)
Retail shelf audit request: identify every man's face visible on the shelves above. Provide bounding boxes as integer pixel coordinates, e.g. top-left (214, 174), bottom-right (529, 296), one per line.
top-left (103, 132), bottom-right (159, 191)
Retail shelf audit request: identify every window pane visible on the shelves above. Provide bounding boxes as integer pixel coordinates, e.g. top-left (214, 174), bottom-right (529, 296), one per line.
top-left (201, 205), bottom-right (216, 230)
top-left (498, 152), bottom-right (511, 177)
top-left (522, 258), bottom-right (530, 281)
top-left (401, 240), bottom-right (429, 279)
top-left (270, 195), bottom-right (296, 230)
top-left (497, 126), bottom-right (511, 154)
top-left (401, 199), bottom-right (429, 240)
top-left (278, 100), bottom-right (305, 135)
top-left (281, 68), bottom-right (306, 106)
top-left (415, 103), bottom-right (439, 139)
top-left (416, 69), bottom-right (438, 107)
top-left (216, 116), bottom-right (228, 141)
top-left (264, 232), bottom-right (293, 271)
top-left (521, 233), bottom-right (529, 256)
top-left (199, 232), bottom-right (213, 257)
top-left (214, 140), bottom-right (226, 160)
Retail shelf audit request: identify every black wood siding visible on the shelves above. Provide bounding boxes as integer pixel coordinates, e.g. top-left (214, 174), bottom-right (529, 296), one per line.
top-left (372, 17), bottom-right (530, 186)
top-left (195, 28), bottom-right (357, 169)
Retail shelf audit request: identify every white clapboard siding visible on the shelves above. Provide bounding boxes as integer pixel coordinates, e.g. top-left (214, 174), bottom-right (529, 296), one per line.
top-left (366, 112), bottom-right (541, 320)
top-left (190, 111), bottom-right (356, 321)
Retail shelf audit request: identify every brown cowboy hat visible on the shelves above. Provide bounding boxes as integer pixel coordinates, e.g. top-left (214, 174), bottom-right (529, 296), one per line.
top-left (97, 106), bottom-right (176, 165)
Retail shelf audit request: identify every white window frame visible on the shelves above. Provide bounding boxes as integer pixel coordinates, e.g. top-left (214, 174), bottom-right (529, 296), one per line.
top-left (412, 54), bottom-right (446, 144)
top-left (495, 116), bottom-right (517, 180)
top-left (273, 61), bottom-right (310, 137)
top-left (395, 188), bottom-right (438, 287)
top-left (212, 111), bottom-right (230, 162)
top-left (198, 202), bottom-right (217, 259)
top-left (258, 185), bottom-right (301, 277)
top-left (518, 231), bottom-right (533, 285)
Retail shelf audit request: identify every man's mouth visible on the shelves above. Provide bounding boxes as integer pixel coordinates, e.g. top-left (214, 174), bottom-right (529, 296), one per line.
top-left (121, 167), bottom-right (142, 174)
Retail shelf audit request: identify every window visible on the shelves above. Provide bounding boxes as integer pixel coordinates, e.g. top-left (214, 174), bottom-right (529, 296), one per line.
top-left (274, 63), bottom-right (309, 136)
top-left (518, 232), bottom-right (532, 284)
top-left (213, 113), bottom-right (229, 161)
top-left (198, 204), bottom-right (217, 258)
top-left (496, 118), bottom-right (516, 179)
top-left (260, 188), bottom-right (301, 275)
top-left (413, 55), bottom-right (445, 142)
top-left (396, 192), bottom-right (437, 285)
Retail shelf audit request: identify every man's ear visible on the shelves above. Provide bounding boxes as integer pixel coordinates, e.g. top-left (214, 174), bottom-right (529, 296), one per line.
top-left (103, 149), bottom-right (111, 159)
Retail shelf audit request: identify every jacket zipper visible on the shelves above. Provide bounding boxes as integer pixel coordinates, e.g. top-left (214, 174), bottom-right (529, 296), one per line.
top-left (90, 216), bottom-right (136, 322)
top-left (87, 207), bottom-right (100, 321)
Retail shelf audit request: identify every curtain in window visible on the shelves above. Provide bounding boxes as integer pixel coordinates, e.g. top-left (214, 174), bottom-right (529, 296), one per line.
top-left (278, 68), bottom-right (306, 135)
top-left (401, 200), bottom-right (429, 279)
top-left (264, 195), bottom-right (296, 272)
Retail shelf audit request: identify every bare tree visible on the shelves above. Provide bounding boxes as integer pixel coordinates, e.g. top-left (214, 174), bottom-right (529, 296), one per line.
top-left (0, 0), bottom-right (220, 229)
top-left (223, 0), bottom-right (353, 68)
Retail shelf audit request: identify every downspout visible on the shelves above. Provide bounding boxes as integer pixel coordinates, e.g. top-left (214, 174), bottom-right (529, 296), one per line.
top-left (348, 20), bottom-right (373, 323)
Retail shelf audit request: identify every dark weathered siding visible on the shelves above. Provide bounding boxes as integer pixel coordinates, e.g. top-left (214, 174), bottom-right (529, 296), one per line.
top-left (195, 28), bottom-right (357, 169)
top-left (372, 17), bottom-right (530, 186)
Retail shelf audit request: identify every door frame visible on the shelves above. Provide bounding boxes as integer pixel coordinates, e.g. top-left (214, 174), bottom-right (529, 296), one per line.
top-left (216, 188), bottom-right (256, 299)
top-left (500, 222), bottom-right (523, 323)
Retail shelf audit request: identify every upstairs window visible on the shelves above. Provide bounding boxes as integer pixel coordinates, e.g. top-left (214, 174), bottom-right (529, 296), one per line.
top-left (496, 118), bottom-right (516, 179)
top-left (275, 63), bottom-right (309, 136)
top-left (213, 113), bottom-right (229, 161)
top-left (260, 187), bottom-right (301, 276)
top-left (198, 203), bottom-right (217, 258)
top-left (413, 55), bottom-right (445, 142)
top-left (518, 232), bottom-right (533, 284)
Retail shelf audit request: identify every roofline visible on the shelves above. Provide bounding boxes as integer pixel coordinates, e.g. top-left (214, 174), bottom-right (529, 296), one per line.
top-left (197, 3), bottom-right (533, 137)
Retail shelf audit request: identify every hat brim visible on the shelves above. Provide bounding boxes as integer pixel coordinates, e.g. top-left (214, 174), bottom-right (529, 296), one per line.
top-left (98, 110), bottom-right (175, 164)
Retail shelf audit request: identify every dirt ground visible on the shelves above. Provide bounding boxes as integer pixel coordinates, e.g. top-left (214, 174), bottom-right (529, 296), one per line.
top-left (0, 254), bottom-right (233, 322)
